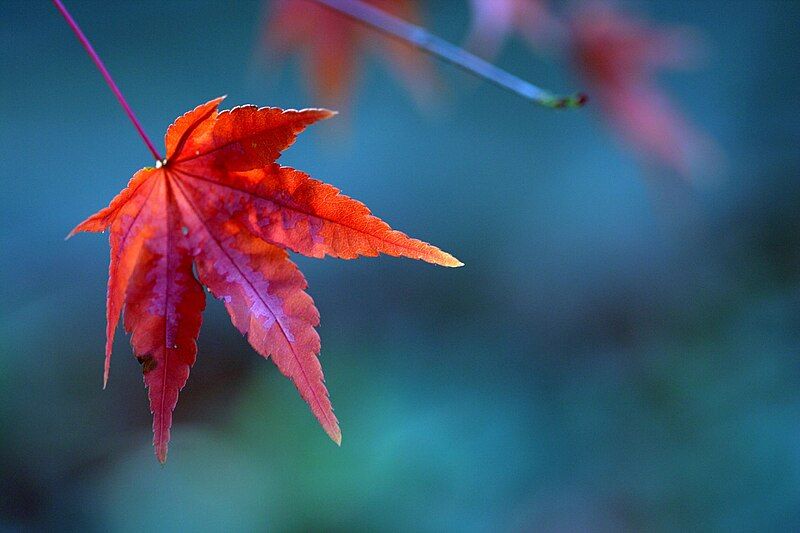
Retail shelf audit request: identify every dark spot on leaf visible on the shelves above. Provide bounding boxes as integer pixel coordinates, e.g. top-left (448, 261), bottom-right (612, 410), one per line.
top-left (136, 355), bottom-right (157, 374)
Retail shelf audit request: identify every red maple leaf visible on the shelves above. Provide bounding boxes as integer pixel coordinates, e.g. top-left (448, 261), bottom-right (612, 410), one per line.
top-left (568, 2), bottom-right (718, 177)
top-left (71, 97), bottom-right (461, 462)
top-left (262, 0), bottom-right (434, 108)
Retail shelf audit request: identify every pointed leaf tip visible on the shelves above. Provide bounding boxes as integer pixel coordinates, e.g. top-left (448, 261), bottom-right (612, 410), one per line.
top-left (102, 348), bottom-right (112, 389)
top-left (156, 447), bottom-right (168, 464)
top-left (329, 426), bottom-right (342, 446)
top-left (440, 252), bottom-right (464, 268)
top-left (424, 247), bottom-right (463, 268)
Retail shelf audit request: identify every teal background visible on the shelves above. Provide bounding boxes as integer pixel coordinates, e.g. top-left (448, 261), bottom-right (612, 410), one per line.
top-left (2, 0), bottom-right (800, 530)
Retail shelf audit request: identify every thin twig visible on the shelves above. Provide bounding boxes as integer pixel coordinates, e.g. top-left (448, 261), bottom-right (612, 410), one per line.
top-left (311, 0), bottom-right (587, 109)
top-left (52, 0), bottom-right (163, 161)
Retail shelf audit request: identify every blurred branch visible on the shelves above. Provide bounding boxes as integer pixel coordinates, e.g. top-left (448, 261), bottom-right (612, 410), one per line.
top-left (311, 0), bottom-right (587, 109)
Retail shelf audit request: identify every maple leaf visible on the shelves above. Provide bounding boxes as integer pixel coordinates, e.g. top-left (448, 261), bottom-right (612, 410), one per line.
top-left (71, 97), bottom-right (461, 462)
top-left (568, 2), bottom-right (718, 177)
top-left (262, 0), bottom-right (434, 108)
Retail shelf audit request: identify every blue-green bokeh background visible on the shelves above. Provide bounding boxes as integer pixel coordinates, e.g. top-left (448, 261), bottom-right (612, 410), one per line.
top-left (3, 1), bottom-right (800, 530)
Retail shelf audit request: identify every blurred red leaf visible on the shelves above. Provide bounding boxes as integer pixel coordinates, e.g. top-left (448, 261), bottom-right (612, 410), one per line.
top-left (262, 0), bottom-right (434, 108)
top-left (468, 0), bottom-right (719, 178)
top-left (71, 97), bottom-right (461, 462)
top-left (569, 2), bottom-right (719, 178)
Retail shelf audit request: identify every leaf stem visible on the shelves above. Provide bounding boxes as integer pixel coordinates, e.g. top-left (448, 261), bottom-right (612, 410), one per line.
top-left (311, 0), bottom-right (587, 109)
top-left (51, 0), bottom-right (163, 161)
